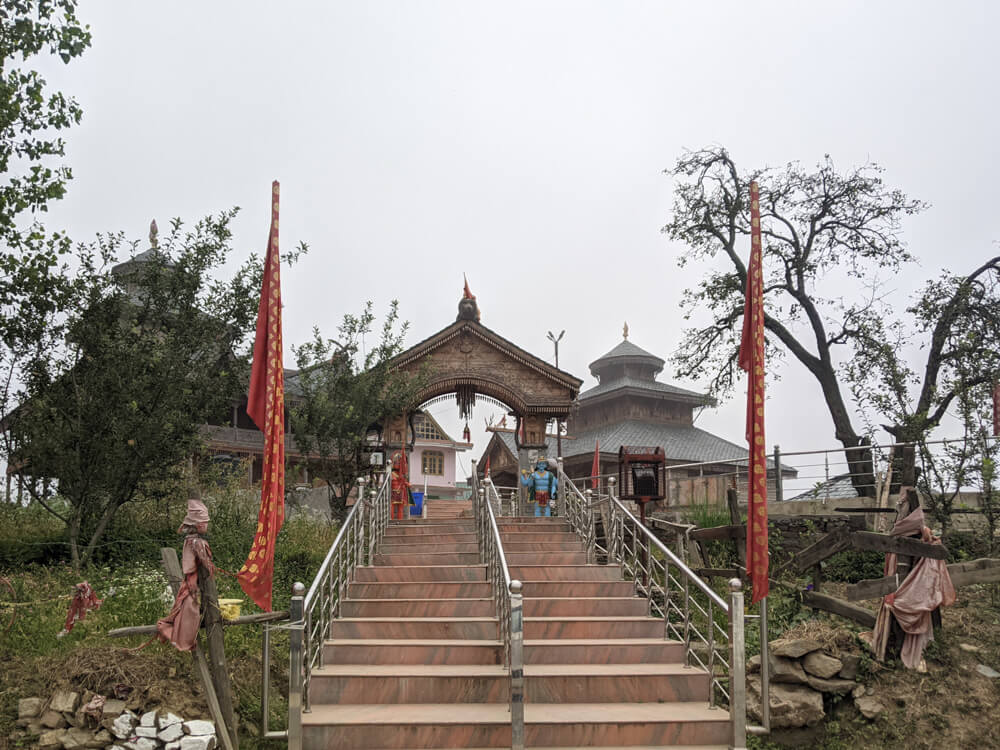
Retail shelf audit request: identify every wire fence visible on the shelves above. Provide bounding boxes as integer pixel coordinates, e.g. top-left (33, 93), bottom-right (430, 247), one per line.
top-left (567, 435), bottom-right (1000, 509)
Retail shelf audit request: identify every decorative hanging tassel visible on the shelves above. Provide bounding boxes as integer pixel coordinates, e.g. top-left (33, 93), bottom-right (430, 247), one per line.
top-left (462, 421), bottom-right (471, 443)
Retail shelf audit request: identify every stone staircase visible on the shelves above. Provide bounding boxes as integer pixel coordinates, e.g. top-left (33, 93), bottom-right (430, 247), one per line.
top-left (302, 502), bottom-right (729, 749)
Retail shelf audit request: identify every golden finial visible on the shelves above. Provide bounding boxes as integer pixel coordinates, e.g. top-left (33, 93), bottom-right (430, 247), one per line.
top-left (623, 321), bottom-right (629, 340)
top-left (149, 219), bottom-right (159, 249)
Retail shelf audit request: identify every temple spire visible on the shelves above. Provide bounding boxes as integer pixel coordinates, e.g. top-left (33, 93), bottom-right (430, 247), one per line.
top-left (623, 321), bottom-right (629, 340)
top-left (149, 219), bottom-right (159, 249)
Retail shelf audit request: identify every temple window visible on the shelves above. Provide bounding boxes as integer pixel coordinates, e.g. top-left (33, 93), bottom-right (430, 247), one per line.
top-left (422, 451), bottom-right (444, 475)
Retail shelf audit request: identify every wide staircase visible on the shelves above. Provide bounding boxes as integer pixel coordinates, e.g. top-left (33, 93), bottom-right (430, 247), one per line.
top-left (301, 499), bottom-right (728, 749)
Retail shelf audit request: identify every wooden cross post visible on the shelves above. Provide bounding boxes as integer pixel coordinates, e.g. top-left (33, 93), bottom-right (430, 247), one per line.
top-left (161, 548), bottom-right (239, 750)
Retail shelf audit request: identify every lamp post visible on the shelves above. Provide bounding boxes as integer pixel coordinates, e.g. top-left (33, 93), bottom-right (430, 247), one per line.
top-left (547, 330), bottom-right (565, 459)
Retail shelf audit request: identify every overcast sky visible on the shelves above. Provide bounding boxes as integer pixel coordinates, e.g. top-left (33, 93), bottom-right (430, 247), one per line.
top-left (36, 1), bottom-right (999, 486)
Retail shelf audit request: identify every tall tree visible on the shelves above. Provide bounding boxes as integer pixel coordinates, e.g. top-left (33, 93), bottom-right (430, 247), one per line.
top-left (662, 146), bottom-right (1000, 495)
top-left (1, 1), bottom-right (91, 481)
top-left (290, 302), bottom-right (426, 519)
top-left (7, 213), bottom-right (286, 567)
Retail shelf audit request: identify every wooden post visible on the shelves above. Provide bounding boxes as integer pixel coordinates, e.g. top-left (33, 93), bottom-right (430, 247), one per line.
top-left (726, 488), bottom-right (747, 576)
top-left (160, 549), bottom-right (236, 750)
top-left (198, 559), bottom-right (239, 750)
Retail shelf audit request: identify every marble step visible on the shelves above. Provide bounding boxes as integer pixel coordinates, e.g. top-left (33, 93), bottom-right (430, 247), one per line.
top-left (309, 663), bottom-right (709, 705)
top-left (504, 552), bottom-right (587, 566)
top-left (347, 582), bottom-right (492, 600)
top-left (301, 703), bottom-right (730, 749)
top-left (502, 541), bottom-right (584, 552)
top-left (510, 564), bottom-right (622, 581)
top-left (323, 638), bottom-right (503, 665)
top-left (355, 565), bottom-right (487, 583)
top-left (329, 617), bottom-right (498, 640)
top-left (524, 638), bottom-right (685, 665)
top-left (524, 663), bottom-right (710, 703)
top-left (309, 664), bottom-right (508, 704)
top-left (524, 616), bottom-right (665, 639)
top-left (375, 552), bottom-right (482, 566)
top-left (497, 522), bottom-right (572, 533)
top-left (518, 580), bottom-right (636, 598)
top-left (380, 533), bottom-right (478, 545)
top-left (385, 523), bottom-right (476, 535)
top-left (379, 542), bottom-right (480, 554)
top-left (523, 596), bottom-right (648, 617)
top-left (340, 598), bottom-right (494, 618)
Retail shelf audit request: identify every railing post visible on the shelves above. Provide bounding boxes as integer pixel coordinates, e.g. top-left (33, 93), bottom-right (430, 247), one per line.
top-left (260, 624), bottom-right (271, 737)
top-left (478, 487), bottom-right (486, 563)
top-left (728, 578), bottom-right (747, 750)
top-left (288, 582), bottom-right (305, 750)
top-left (584, 489), bottom-right (595, 564)
top-left (358, 477), bottom-right (369, 566)
top-left (759, 596), bottom-right (771, 732)
top-left (772, 445), bottom-right (783, 503)
top-left (509, 580), bottom-right (525, 750)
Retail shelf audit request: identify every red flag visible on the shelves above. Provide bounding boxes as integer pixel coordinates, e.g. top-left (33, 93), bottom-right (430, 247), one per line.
top-left (238, 181), bottom-right (285, 612)
top-left (738, 181), bottom-right (769, 604)
top-left (485, 455), bottom-right (491, 478)
top-left (463, 274), bottom-right (475, 300)
top-left (993, 382), bottom-right (1000, 437)
top-left (591, 440), bottom-right (600, 490)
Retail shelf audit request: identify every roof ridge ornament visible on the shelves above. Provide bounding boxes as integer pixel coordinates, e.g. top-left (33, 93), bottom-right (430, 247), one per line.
top-left (149, 219), bottom-right (159, 249)
top-left (623, 321), bottom-right (629, 340)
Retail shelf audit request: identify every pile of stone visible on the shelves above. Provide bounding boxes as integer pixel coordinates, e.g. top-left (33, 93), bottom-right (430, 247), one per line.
top-left (15, 690), bottom-right (218, 750)
top-left (748, 637), bottom-right (883, 728)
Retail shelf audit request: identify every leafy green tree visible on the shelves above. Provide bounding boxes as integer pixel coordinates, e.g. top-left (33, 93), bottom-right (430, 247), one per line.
top-left (663, 146), bottom-right (1000, 496)
top-left (1, 1), bottom-right (91, 483)
top-left (290, 302), bottom-right (427, 519)
top-left (8, 212), bottom-right (280, 568)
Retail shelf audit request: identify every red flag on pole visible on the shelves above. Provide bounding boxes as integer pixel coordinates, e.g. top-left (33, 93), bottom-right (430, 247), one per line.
top-left (993, 382), bottom-right (1000, 437)
top-left (738, 181), bottom-right (769, 604)
top-left (238, 181), bottom-right (285, 612)
top-left (591, 440), bottom-right (600, 490)
top-left (463, 274), bottom-right (474, 300)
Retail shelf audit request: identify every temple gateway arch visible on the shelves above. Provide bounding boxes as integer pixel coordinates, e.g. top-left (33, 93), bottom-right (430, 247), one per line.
top-left (384, 295), bottom-right (581, 488)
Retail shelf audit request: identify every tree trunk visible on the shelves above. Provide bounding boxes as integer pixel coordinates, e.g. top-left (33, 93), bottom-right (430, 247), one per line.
top-left (79, 500), bottom-right (120, 568)
top-left (815, 368), bottom-right (877, 498)
top-left (68, 510), bottom-right (82, 571)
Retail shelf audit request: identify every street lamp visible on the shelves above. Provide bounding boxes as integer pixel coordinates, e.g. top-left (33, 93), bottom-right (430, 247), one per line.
top-left (547, 330), bottom-right (565, 458)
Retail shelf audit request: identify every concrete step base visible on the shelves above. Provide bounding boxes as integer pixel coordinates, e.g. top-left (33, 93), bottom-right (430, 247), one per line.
top-left (322, 639), bottom-right (503, 665)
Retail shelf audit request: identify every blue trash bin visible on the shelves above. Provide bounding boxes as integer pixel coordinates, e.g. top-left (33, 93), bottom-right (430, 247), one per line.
top-left (409, 491), bottom-right (424, 517)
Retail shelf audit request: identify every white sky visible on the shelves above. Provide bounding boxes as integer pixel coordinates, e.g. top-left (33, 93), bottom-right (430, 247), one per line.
top-left (35, 1), bottom-right (1000, 482)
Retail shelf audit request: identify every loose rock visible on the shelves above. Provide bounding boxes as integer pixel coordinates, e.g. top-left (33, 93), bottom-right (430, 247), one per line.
top-left (802, 651), bottom-right (843, 679)
top-left (18, 697), bottom-right (44, 719)
top-left (770, 638), bottom-right (822, 659)
top-left (139, 711), bottom-right (157, 728)
top-left (838, 654), bottom-right (861, 680)
top-left (976, 664), bottom-right (1000, 679)
top-left (134, 725), bottom-right (158, 738)
top-left (805, 675), bottom-right (857, 694)
top-left (85, 729), bottom-right (113, 748)
top-left (748, 676), bottom-right (824, 728)
top-left (158, 712), bottom-right (183, 728)
top-left (41, 710), bottom-right (68, 729)
top-left (50, 691), bottom-right (81, 714)
top-left (102, 699), bottom-right (127, 718)
top-left (183, 720), bottom-right (216, 736)
top-left (39, 729), bottom-right (67, 750)
top-left (60, 727), bottom-right (93, 749)
top-left (855, 695), bottom-right (886, 719)
top-left (111, 712), bottom-right (137, 740)
top-left (124, 739), bottom-right (157, 750)
top-left (770, 655), bottom-right (809, 684)
top-left (180, 736), bottom-right (217, 750)
top-left (159, 723), bottom-right (185, 743)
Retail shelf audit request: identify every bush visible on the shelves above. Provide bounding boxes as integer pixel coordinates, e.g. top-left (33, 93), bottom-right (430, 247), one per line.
top-left (823, 549), bottom-right (885, 583)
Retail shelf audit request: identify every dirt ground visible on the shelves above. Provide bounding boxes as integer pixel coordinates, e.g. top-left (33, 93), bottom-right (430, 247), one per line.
top-left (755, 583), bottom-right (1000, 750)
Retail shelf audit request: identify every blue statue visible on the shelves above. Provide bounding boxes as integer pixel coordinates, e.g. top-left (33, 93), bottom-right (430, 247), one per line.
top-left (521, 459), bottom-right (558, 517)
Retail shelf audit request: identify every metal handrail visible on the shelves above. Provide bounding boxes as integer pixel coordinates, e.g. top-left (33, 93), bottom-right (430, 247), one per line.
top-left (556, 470), bottom-right (760, 747)
top-left (474, 474), bottom-right (525, 750)
top-left (282, 464), bottom-right (392, 750)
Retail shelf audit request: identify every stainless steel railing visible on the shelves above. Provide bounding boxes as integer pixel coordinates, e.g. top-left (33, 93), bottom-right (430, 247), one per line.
top-left (473, 474), bottom-right (525, 750)
top-left (278, 465), bottom-right (392, 750)
top-left (556, 468), bottom-right (769, 747)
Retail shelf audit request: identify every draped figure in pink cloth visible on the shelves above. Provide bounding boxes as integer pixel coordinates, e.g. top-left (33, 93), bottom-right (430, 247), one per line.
top-left (871, 489), bottom-right (957, 670)
top-left (156, 499), bottom-right (214, 652)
